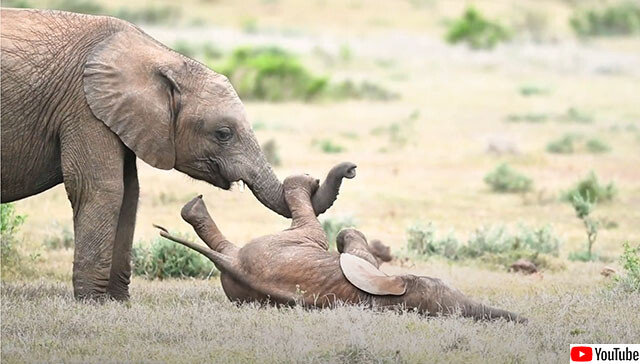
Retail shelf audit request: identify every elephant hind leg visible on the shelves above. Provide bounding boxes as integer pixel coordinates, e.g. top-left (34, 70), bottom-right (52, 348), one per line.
top-left (180, 196), bottom-right (238, 256)
top-left (106, 150), bottom-right (138, 300)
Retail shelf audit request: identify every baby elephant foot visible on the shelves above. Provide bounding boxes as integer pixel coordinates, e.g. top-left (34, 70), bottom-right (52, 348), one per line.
top-left (180, 195), bottom-right (211, 227)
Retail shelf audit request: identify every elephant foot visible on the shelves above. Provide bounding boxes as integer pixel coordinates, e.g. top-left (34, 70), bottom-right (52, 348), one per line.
top-left (180, 195), bottom-right (210, 226)
top-left (107, 281), bottom-right (130, 301)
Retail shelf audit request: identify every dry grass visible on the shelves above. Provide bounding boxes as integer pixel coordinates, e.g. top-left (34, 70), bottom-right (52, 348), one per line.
top-left (3, 0), bottom-right (640, 362)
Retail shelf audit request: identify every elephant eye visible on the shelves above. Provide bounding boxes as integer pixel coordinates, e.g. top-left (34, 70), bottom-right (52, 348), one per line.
top-left (214, 127), bottom-right (233, 142)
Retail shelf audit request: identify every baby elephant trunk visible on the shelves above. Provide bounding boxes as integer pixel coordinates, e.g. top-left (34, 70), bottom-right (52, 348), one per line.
top-left (460, 300), bottom-right (528, 323)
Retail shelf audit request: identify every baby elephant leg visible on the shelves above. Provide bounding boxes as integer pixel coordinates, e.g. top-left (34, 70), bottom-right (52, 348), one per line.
top-left (180, 195), bottom-right (238, 256)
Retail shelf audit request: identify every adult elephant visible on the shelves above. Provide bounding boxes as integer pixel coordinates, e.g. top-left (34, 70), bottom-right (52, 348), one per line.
top-left (0, 9), bottom-right (345, 300)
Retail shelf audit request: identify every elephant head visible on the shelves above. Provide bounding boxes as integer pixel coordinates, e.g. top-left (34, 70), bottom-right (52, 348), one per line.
top-left (82, 29), bottom-right (351, 217)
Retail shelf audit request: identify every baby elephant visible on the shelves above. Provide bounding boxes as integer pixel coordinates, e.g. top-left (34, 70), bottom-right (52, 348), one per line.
top-left (159, 164), bottom-right (526, 323)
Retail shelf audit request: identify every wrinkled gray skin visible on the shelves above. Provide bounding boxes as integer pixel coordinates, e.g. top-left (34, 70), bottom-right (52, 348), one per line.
top-left (0, 8), bottom-right (348, 300)
top-left (161, 168), bottom-right (526, 323)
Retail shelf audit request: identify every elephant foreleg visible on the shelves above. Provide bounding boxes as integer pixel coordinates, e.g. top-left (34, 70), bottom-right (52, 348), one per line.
top-left (61, 124), bottom-right (126, 300)
top-left (107, 151), bottom-right (138, 300)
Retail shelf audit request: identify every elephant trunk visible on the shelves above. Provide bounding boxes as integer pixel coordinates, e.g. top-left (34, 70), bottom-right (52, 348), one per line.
top-left (245, 154), bottom-right (357, 218)
top-left (311, 162), bottom-right (357, 215)
top-left (462, 300), bottom-right (528, 323)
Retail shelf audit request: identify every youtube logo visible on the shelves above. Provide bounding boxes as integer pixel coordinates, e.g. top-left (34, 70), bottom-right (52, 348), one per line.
top-left (571, 346), bottom-right (593, 362)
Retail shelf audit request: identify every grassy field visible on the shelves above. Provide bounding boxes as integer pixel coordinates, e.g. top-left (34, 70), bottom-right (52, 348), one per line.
top-left (2, 0), bottom-right (640, 362)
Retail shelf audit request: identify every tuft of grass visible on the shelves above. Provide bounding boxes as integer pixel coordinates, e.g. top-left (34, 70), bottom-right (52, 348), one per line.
top-left (615, 242), bottom-right (640, 292)
top-left (570, 2), bottom-right (640, 37)
top-left (505, 112), bottom-right (550, 123)
top-left (562, 172), bottom-right (617, 204)
top-left (484, 163), bottom-right (532, 193)
top-left (370, 111), bottom-right (418, 150)
top-left (321, 216), bottom-right (356, 251)
top-left (261, 139), bottom-right (282, 167)
top-left (445, 7), bottom-right (511, 49)
top-left (312, 138), bottom-right (346, 154)
top-left (132, 237), bottom-right (218, 280)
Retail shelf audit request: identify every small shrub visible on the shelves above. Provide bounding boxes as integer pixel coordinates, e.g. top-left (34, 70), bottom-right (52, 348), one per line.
top-left (519, 85), bottom-right (549, 96)
top-left (313, 139), bottom-right (345, 154)
top-left (615, 242), bottom-right (640, 292)
top-left (546, 134), bottom-right (577, 154)
top-left (1, 204), bottom-right (27, 276)
top-left (321, 216), bottom-right (356, 250)
top-left (52, 0), bottom-right (104, 14)
top-left (370, 112), bottom-right (418, 150)
top-left (570, 2), bottom-right (640, 37)
top-left (406, 222), bottom-right (460, 259)
top-left (559, 107), bottom-right (593, 123)
top-left (405, 222), bottom-right (563, 270)
top-left (445, 7), bottom-right (511, 49)
top-left (44, 225), bottom-right (74, 250)
top-left (329, 80), bottom-right (398, 101)
top-left (132, 237), bottom-right (218, 280)
top-left (563, 172), bottom-right (617, 204)
top-left (261, 139), bottom-right (282, 166)
top-left (505, 113), bottom-right (549, 123)
top-left (484, 163), bottom-right (532, 193)
top-left (173, 40), bottom-right (223, 63)
top-left (113, 5), bottom-right (181, 25)
top-left (569, 192), bottom-right (599, 261)
top-left (218, 47), bottom-right (328, 102)
top-left (585, 138), bottom-right (611, 153)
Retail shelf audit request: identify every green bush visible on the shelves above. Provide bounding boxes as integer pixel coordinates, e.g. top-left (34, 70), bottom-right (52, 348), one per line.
top-left (321, 216), bottom-right (356, 251)
top-left (559, 107), bottom-right (593, 123)
top-left (570, 2), bottom-right (640, 37)
top-left (218, 47), bottom-right (328, 102)
top-left (585, 138), bottom-right (611, 153)
top-left (615, 242), bottom-right (640, 292)
top-left (1, 204), bottom-right (27, 276)
top-left (313, 139), bottom-right (345, 154)
top-left (261, 139), bottom-right (282, 166)
top-left (132, 237), bottom-right (218, 280)
top-left (546, 134), bottom-right (577, 154)
top-left (405, 222), bottom-right (563, 270)
top-left (113, 5), bottom-right (181, 25)
top-left (406, 222), bottom-right (460, 259)
top-left (329, 80), bottom-right (398, 101)
top-left (44, 225), bottom-right (74, 250)
top-left (568, 250), bottom-right (600, 262)
top-left (52, 0), bottom-right (104, 14)
top-left (484, 163), bottom-right (533, 193)
top-left (445, 7), bottom-right (511, 49)
top-left (506, 113), bottom-right (550, 123)
top-left (173, 40), bottom-right (223, 63)
top-left (562, 172), bottom-right (617, 204)
top-left (519, 85), bottom-right (549, 97)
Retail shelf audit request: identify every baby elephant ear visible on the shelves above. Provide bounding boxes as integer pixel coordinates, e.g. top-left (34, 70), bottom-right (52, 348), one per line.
top-left (83, 31), bottom-right (181, 170)
top-left (340, 253), bottom-right (406, 296)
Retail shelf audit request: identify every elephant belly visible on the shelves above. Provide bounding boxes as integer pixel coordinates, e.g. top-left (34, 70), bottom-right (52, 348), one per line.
top-left (237, 244), bottom-right (365, 307)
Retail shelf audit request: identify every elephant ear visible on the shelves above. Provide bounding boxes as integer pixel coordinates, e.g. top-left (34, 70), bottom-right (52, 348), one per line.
top-left (340, 253), bottom-right (406, 296)
top-left (83, 31), bottom-right (182, 170)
